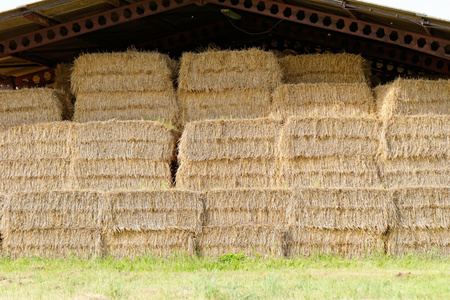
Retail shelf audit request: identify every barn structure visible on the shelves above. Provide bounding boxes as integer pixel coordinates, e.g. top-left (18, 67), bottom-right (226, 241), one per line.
top-left (0, 0), bottom-right (449, 258)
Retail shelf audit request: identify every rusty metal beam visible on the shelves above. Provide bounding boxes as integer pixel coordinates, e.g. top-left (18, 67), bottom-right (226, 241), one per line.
top-left (0, 76), bottom-right (15, 90)
top-left (207, 0), bottom-right (450, 60)
top-left (0, 0), bottom-right (194, 58)
top-left (103, 0), bottom-right (121, 7)
top-left (13, 68), bottom-right (55, 88)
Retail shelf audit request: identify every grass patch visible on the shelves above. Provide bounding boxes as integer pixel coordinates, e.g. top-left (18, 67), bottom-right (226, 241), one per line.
top-left (0, 253), bottom-right (449, 299)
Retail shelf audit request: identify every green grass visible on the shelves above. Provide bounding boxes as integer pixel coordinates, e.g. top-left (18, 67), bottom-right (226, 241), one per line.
top-left (0, 252), bottom-right (449, 299)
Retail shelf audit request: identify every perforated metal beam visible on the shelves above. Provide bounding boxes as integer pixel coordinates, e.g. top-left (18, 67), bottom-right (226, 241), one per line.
top-left (207, 0), bottom-right (450, 60)
top-left (13, 68), bottom-right (55, 88)
top-left (0, 0), bottom-right (194, 58)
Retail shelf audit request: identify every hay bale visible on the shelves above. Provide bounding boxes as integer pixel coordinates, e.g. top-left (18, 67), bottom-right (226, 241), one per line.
top-left (55, 63), bottom-right (75, 120)
top-left (104, 190), bottom-right (203, 258)
top-left (286, 227), bottom-right (384, 257)
top-left (176, 158), bottom-right (278, 191)
top-left (376, 78), bottom-right (450, 119)
top-left (199, 225), bottom-right (285, 257)
top-left (279, 53), bottom-right (370, 84)
top-left (0, 88), bottom-right (64, 125)
top-left (279, 157), bottom-right (381, 188)
top-left (387, 228), bottom-right (450, 256)
top-left (0, 122), bottom-right (72, 192)
top-left (271, 83), bottom-right (374, 119)
top-left (290, 188), bottom-right (395, 231)
top-left (178, 49), bottom-right (282, 91)
top-left (379, 158), bottom-right (450, 188)
top-left (380, 116), bottom-right (449, 159)
top-left (204, 189), bottom-right (292, 226)
top-left (0, 193), bottom-right (4, 234)
top-left (71, 120), bottom-right (177, 190)
top-left (2, 191), bottom-right (103, 259)
top-left (394, 187), bottom-right (449, 229)
top-left (179, 118), bottom-right (281, 162)
top-left (73, 90), bottom-right (178, 123)
top-left (71, 51), bottom-right (174, 94)
top-left (178, 88), bottom-right (271, 123)
top-left (280, 117), bottom-right (381, 158)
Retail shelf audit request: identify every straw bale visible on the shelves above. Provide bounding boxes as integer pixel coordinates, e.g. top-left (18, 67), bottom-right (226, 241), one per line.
top-left (290, 188), bottom-right (395, 231)
top-left (2, 191), bottom-right (103, 258)
top-left (0, 193), bottom-right (4, 233)
top-left (179, 118), bottom-right (281, 161)
top-left (271, 83), bottom-right (374, 119)
top-left (0, 122), bottom-right (72, 160)
top-left (379, 158), bottom-right (450, 188)
top-left (380, 116), bottom-right (449, 159)
top-left (199, 225), bottom-right (284, 257)
top-left (279, 157), bottom-right (381, 188)
top-left (55, 63), bottom-right (73, 93)
top-left (394, 187), bottom-right (450, 229)
top-left (279, 53), bottom-right (370, 84)
top-left (0, 88), bottom-right (63, 125)
top-left (71, 159), bottom-right (172, 190)
top-left (105, 229), bottom-right (196, 258)
top-left (176, 158), bottom-right (278, 191)
top-left (286, 227), bottom-right (384, 257)
top-left (71, 120), bottom-right (177, 161)
top-left (387, 228), bottom-right (450, 256)
top-left (204, 189), bottom-right (292, 227)
top-left (178, 49), bottom-right (282, 91)
top-left (178, 88), bottom-right (271, 124)
top-left (377, 78), bottom-right (450, 119)
top-left (73, 90), bottom-right (178, 123)
top-left (105, 190), bottom-right (203, 233)
top-left (280, 117), bottom-right (381, 158)
top-left (71, 51), bottom-right (174, 94)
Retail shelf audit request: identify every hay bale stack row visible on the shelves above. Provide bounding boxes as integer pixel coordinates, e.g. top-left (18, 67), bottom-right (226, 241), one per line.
top-left (54, 63), bottom-right (75, 120)
top-left (71, 51), bottom-right (178, 124)
top-left (0, 88), bottom-right (67, 125)
top-left (388, 187), bottom-right (450, 256)
top-left (286, 188), bottom-right (394, 257)
top-left (375, 78), bottom-right (450, 118)
top-left (279, 117), bottom-right (382, 188)
top-left (1, 191), bottom-right (103, 258)
top-left (70, 120), bottom-right (177, 190)
top-left (104, 190), bottom-right (203, 258)
top-left (177, 49), bottom-right (282, 124)
top-left (200, 189), bottom-right (291, 257)
top-left (271, 83), bottom-right (375, 119)
top-left (378, 116), bottom-right (449, 187)
top-left (0, 122), bottom-right (72, 193)
top-left (176, 118), bottom-right (281, 191)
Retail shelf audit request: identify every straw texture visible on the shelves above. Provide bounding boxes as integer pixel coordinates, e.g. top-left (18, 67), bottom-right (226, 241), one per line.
top-left (104, 190), bottom-right (203, 258)
top-left (271, 83), bottom-right (374, 119)
top-left (387, 228), bottom-right (450, 256)
top-left (0, 88), bottom-right (64, 125)
top-left (2, 191), bottom-right (103, 258)
top-left (0, 122), bottom-right (72, 193)
top-left (55, 63), bottom-right (75, 120)
top-left (71, 120), bottom-right (177, 190)
top-left (376, 78), bottom-right (450, 119)
top-left (279, 53), bottom-right (370, 84)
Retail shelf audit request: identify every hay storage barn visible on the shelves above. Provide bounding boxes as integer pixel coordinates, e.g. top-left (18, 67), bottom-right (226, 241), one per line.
top-left (0, 0), bottom-right (449, 259)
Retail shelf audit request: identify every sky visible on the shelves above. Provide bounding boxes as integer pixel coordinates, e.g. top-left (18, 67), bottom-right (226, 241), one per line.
top-left (0, 0), bottom-right (449, 20)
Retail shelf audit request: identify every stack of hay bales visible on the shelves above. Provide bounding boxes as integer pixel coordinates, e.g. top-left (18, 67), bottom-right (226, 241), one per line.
top-left (70, 120), bottom-right (177, 190)
top-left (272, 53), bottom-right (373, 120)
top-left (0, 88), bottom-right (66, 125)
top-left (71, 51), bottom-right (178, 124)
top-left (54, 62), bottom-right (75, 120)
top-left (375, 78), bottom-right (450, 118)
top-left (279, 53), bottom-right (370, 84)
top-left (1, 191), bottom-right (103, 258)
top-left (378, 115), bottom-right (449, 187)
top-left (287, 188), bottom-right (395, 257)
top-left (176, 118), bottom-right (281, 191)
top-left (0, 122), bottom-right (72, 193)
top-left (104, 190), bottom-right (203, 258)
top-left (200, 189), bottom-right (291, 257)
top-left (279, 117), bottom-right (382, 188)
top-left (388, 187), bottom-right (449, 256)
top-left (177, 49), bottom-right (282, 124)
